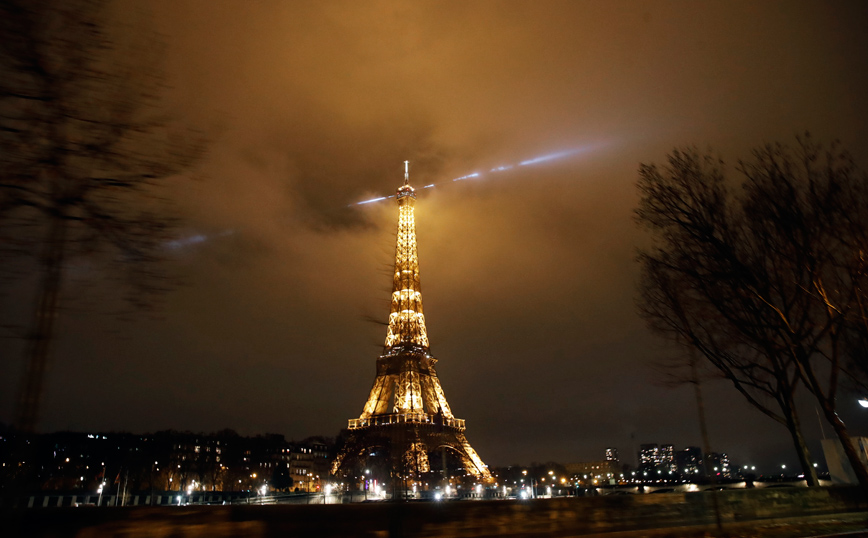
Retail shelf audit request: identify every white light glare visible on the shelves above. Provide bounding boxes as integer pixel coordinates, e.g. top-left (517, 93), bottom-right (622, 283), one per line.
top-left (166, 234), bottom-right (206, 249)
top-left (858, 398), bottom-right (868, 408)
top-left (519, 148), bottom-right (581, 166)
top-left (357, 196), bottom-right (388, 205)
top-left (453, 173), bottom-right (480, 182)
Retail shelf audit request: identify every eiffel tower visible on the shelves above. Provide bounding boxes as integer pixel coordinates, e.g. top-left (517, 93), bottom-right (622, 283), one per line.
top-left (332, 162), bottom-right (492, 486)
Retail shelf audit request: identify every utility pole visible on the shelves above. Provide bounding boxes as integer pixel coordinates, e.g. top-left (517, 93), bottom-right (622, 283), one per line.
top-left (691, 350), bottom-right (722, 531)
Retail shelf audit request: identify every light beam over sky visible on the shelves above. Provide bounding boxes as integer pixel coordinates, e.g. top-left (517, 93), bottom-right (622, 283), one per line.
top-left (351, 143), bottom-right (601, 207)
top-left (165, 230), bottom-right (234, 250)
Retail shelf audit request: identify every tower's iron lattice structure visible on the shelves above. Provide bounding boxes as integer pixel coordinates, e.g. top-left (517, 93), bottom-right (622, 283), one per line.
top-left (332, 162), bottom-right (492, 484)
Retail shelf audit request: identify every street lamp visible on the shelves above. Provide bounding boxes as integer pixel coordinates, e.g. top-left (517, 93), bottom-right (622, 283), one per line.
top-left (858, 399), bottom-right (868, 408)
top-left (364, 470), bottom-right (371, 500)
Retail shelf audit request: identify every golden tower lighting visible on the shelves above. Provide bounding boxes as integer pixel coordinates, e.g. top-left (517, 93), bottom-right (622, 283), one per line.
top-left (332, 161), bottom-right (492, 485)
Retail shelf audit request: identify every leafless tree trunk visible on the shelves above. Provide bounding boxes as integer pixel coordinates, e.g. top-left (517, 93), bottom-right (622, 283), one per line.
top-left (0, 0), bottom-right (205, 431)
top-left (638, 242), bottom-right (819, 485)
top-left (15, 215), bottom-right (66, 431)
top-left (635, 136), bottom-right (868, 489)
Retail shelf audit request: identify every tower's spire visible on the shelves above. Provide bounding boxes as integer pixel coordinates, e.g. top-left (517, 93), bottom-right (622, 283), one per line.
top-left (385, 161), bottom-right (428, 349)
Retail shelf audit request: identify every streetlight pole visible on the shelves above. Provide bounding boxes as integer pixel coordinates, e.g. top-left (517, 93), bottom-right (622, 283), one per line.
top-left (689, 348), bottom-right (722, 532)
top-left (97, 463), bottom-right (106, 506)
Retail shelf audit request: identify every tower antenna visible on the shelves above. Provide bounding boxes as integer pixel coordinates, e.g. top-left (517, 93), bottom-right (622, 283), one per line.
top-left (404, 160), bottom-right (410, 185)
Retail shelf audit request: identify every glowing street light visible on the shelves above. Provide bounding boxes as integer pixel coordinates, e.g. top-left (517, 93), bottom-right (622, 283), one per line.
top-left (858, 399), bottom-right (868, 408)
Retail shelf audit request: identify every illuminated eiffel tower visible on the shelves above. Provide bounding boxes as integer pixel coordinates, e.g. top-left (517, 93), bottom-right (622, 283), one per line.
top-left (332, 162), bottom-right (492, 485)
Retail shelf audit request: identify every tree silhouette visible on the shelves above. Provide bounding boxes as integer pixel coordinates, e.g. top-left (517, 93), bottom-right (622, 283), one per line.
top-left (636, 135), bottom-right (868, 489)
top-left (0, 0), bottom-right (205, 431)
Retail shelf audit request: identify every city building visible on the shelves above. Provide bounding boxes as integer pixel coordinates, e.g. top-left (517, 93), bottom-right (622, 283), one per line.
top-left (638, 444), bottom-right (659, 472)
top-left (565, 461), bottom-right (622, 485)
top-left (0, 427), bottom-right (331, 495)
top-left (709, 452), bottom-right (732, 478)
top-left (660, 444), bottom-right (676, 473)
top-left (675, 446), bottom-right (704, 477)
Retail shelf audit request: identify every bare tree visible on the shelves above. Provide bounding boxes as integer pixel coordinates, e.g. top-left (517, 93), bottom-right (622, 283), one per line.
top-left (739, 138), bottom-right (868, 487)
top-left (636, 136), bottom-right (868, 489)
top-left (0, 0), bottom-right (204, 432)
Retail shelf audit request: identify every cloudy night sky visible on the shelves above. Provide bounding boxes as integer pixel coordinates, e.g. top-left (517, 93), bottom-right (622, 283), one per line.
top-left (2, 0), bottom-right (868, 472)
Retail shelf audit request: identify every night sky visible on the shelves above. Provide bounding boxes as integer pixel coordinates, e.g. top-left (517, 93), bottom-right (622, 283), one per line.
top-left (3, 0), bottom-right (868, 472)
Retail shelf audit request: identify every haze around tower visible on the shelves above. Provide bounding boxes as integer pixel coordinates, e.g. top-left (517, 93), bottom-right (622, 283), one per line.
top-left (1, 0), bottom-right (867, 470)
